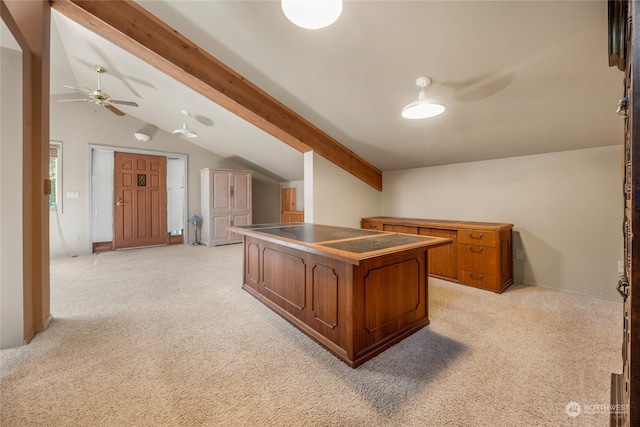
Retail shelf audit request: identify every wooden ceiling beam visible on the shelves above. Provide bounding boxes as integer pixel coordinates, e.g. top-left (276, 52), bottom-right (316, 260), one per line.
top-left (49, 0), bottom-right (382, 190)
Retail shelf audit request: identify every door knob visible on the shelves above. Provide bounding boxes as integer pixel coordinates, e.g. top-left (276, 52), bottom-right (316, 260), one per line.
top-left (617, 275), bottom-right (629, 299)
top-left (116, 196), bottom-right (127, 206)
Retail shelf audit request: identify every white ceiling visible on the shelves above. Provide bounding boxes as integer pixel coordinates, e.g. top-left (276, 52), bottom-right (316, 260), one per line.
top-left (50, 0), bottom-right (624, 184)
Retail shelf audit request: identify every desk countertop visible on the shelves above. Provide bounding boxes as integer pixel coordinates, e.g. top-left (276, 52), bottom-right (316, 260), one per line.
top-left (228, 223), bottom-right (452, 264)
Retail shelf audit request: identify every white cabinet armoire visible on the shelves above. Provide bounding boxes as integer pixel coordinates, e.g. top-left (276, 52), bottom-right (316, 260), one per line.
top-left (200, 168), bottom-right (252, 246)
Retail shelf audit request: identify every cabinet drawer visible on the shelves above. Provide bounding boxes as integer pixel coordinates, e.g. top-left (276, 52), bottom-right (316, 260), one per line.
top-left (362, 221), bottom-right (383, 230)
top-left (458, 230), bottom-right (497, 246)
top-left (459, 269), bottom-right (498, 291)
top-left (458, 245), bottom-right (497, 274)
top-left (384, 224), bottom-right (418, 234)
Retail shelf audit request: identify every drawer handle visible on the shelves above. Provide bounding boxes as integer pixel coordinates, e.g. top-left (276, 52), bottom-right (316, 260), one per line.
top-left (468, 233), bottom-right (483, 239)
top-left (468, 272), bottom-right (484, 280)
top-left (369, 224), bottom-right (378, 229)
top-left (468, 246), bottom-right (484, 253)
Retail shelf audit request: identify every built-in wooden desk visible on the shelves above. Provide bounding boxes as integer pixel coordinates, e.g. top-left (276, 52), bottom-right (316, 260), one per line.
top-left (228, 223), bottom-right (452, 368)
top-left (362, 217), bottom-right (514, 293)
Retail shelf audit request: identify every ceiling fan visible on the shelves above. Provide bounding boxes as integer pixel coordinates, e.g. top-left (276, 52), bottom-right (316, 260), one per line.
top-left (58, 65), bottom-right (139, 116)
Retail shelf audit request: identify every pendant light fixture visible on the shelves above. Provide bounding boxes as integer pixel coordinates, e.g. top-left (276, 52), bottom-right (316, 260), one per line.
top-left (281, 0), bottom-right (342, 29)
top-left (173, 110), bottom-right (197, 139)
top-left (402, 77), bottom-right (445, 119)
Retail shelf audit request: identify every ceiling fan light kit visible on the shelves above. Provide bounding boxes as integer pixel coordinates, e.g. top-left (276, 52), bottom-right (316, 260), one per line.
top-left (281, 0), bottom-right (342, 29)
top-left (402, 77), bottom-right (445, 119)
top-left (173, 110), bottom-right (198, 139)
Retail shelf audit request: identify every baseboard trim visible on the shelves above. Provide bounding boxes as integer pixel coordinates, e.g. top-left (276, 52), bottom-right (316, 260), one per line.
top-left (23, 327), bottom-right (36, 345)
top-left (37, 314), bottom-right (53, 332)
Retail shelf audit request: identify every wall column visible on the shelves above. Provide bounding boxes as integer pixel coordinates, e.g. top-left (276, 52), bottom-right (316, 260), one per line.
top-left (1, 0), bottom-right (51, 344)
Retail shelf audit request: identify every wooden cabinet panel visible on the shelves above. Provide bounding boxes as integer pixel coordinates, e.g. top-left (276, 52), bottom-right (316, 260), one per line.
top-left (362, 217), bottom-right (513, 293)
top-left (282, 211), bottom-right (304, 223)
top-left (420, 228), bottom-right (458, 280)
top-left (458, 229), bottom-right (498, 246)
top-left (459, 269), bottom-right (498, 291)
top-left (281, 187), bottom-right (296, 212)
top-left (231, 172), bottom-right (251, 210)
top-left (281, 187), bottom-right (303, 223)
top-left (499, 230), bottom-right (513, 285)
top-left (201, 169), bottom-right (252, 246)
top-left (361, 219), bottom-right (383, 231)
top-left (212, 214), bottom-right (232, 241)
top-left (211, 170), bottom-right (231, 210)
top-left (458, 244), bottom-right (497, 274)
top-left (238, 231), bottom-right (434, 367)
top-left (383, 224), bottom-right (418, 234)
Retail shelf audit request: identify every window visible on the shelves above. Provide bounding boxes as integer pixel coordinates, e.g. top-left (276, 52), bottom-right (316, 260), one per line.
top-left (49, 142), bottom-right (62, 211)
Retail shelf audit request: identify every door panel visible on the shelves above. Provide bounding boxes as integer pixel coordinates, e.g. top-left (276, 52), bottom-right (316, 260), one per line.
top-left (114, 152), bottom-right (167, 249)
top-left (212, 170), bottom-right (230, 210)
top-left (232, 172), bottom-right (251, 210)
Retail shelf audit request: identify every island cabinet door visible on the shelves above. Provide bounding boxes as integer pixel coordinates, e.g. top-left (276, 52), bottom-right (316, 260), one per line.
top-left (244, 237), bottom-right (261, 291)
top-left (242, 238), bottom-right (354, 357)
top-left (304, 254), bottom-right (353, 352)
top-left (350, 249), bottom-right (429, 360)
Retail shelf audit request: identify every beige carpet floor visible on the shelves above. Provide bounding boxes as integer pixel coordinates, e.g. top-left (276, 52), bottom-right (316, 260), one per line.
top-left (1, 244), bottom-right (623, 426)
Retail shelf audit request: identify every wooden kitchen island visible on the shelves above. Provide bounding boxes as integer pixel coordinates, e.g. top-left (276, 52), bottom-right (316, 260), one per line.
top-left (228, 223), bottom-right (452, 368)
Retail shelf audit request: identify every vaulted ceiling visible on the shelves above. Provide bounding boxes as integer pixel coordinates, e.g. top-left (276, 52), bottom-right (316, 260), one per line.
top-left (49, 0), bottom-right (623, 188)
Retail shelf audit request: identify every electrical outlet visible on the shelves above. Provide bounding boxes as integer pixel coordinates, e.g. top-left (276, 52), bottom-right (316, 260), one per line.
top-left (515, 250), bottom-right (524, 261)
top-left (618, 260), bottom-right (624, 273)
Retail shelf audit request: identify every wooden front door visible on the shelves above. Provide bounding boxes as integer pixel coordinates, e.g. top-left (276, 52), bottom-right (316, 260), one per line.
top-left (114, 152), bottom-right (167, 249)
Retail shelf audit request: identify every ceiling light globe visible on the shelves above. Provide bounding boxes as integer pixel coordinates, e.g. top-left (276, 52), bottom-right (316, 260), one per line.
top-left (134, 132), bottom-right (151, 142)
top-left (282, 0), bottom-right (342, 29)
top-left (402, 76), bottom-right (445, 119)
top-left (402, 102), bottom-right (445, 119)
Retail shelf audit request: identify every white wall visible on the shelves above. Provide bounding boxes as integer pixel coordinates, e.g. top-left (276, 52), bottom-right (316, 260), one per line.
top-left (252, 176), bottom-right (281, 224)
top-left (1, 46), bottom-right (25, 348)
top-left (304, 152), bottom-right (380, 227)
top-left (49, 95), bottom-right (280, 257)
top-left (381, 146), bottom-right (623, 300)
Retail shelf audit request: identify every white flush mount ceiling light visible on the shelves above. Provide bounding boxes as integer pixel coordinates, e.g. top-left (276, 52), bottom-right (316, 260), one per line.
top-left (173, 110), bottom-right (197, 139)
top-left (133, 132), bottom-right (150, 142)
top-left (281, 0), bottom-right (343, 29)
top-left (402, 77), bottom-right (445, 119)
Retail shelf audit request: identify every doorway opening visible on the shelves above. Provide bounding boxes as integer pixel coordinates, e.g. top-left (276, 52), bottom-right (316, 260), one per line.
top-left (90, 146), bottom-right (187, 252)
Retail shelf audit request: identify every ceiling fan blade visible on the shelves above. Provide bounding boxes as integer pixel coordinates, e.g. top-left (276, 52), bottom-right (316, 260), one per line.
top-left (105, 104), bottom-right (126, 116)
top-left (63, 84), bottom-right (81, 92)
top-left (110, 100), bottom-right (138, 107)
top-left (57, 98), bottom-right (91, 103)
